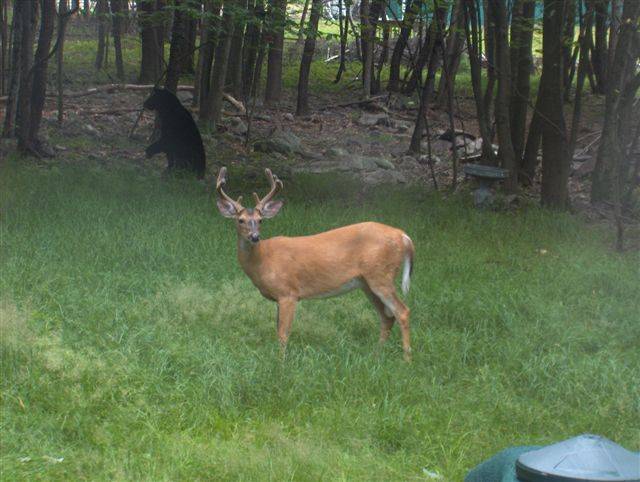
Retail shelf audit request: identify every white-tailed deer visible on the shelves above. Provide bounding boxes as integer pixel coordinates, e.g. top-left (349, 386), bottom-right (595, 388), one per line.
top-left (216, 167), bottom-right (415, 360)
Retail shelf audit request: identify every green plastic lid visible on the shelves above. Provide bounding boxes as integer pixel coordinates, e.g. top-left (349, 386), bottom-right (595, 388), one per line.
top-left (516, 434), bottom-right (640, 482)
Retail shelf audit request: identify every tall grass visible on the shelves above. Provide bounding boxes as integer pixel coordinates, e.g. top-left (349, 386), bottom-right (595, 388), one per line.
top-left (1, 161), bottom-right (638, 480)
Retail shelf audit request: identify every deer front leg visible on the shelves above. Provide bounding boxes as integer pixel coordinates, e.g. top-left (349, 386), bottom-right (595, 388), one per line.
top-left (276, 298), bottom-right (297, 355)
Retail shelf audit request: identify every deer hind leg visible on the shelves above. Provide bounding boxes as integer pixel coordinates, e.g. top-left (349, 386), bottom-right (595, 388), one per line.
top-left (366, 283), bottom-right (411, 362)
top-left (363, 284), bottom-right (395, 344)
top-left (276, 298), bottom-right (297, 356)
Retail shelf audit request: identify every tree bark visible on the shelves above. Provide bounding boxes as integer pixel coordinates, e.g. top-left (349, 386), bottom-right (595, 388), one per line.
top-left (264, 0), bottom-right (286, 105)
top-left (207, 0), bottom-right (236, 126)
top-left (226, 0), bottom-right (248, 99)
top-left (198, 0), bottom-right (221, 117)
top-left (409, 1), bottom-right (446, 154)
top-left (1, 0), bottom-right (8, 96)
top-left (296, 0), bottom-right (322, 115)
top-left (591, 0), bottom-right (609, 94)
top-left (436, 0), bottom-right (465, 107)
top-left (387, 0), bottom-right (418, 92)
top-left (111, 0), bottom-right (125, 80)
top-left (297, 0), bottom-right (311, 42)
top-left (57, 0), bottom-right (69, 123)
top-left (591, 0), bottom-right (640, 202)
top-left (165, 0), bottom-right (188, 93)
top-left (509, 0), bottom-right (534, 164)
top-left (490, 0), bottom-right (517, 191)
top-left (95, 0), bottom-right (109, 69)
top-left (540, 0), bottom-right (570, 209)
top-left (242, 0), bottom-right (264, 99)
top-left (138, 0), bottom-right (165, 84)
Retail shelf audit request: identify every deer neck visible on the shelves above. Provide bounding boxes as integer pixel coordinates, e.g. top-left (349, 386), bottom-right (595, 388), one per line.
top-left (237, 236), bottom-right (265, 277)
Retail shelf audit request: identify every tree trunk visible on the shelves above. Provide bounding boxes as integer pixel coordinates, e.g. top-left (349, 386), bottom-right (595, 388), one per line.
top-left (462, 0), bottom-right (495, 164)
top-left (1, 0), bottom-right (8, 96)
top-left (297, 0), bottom-right (311, 42)
top-left (490, 0), bottom-right (517, 191)
top-left (58, 0), bottom-right (69, 123)
top-left (111, 0), bottom-right (125, 80)
top-left (540, 0), bottom-right (570, 209)
top-left (591, 0), bottom-right (609, 94)
top-left (138, 0), bottom-right (164, 84)
top-left (373, 9), bottom-right (389, 94)
top-left (95, 0), bottom-right (109, 69)
top-left (242, 0), bottom-right (263, 100)
top-left (165, 0), bottom-right (188, 93)
top-left (409, 1), bottom-right (446, 154)
top-left (182, 14), bottom-right (197, 74)
top-left (198, 0), bottom-right (221, 117)
top-left (84, 0), bottom-right (90, 16)
top-left (334, 0), bottom-right (348, 83)
top-left (207, 0), bottom-right (236, 126)
top-left (226, 0), bottom-right (248, 99)
top-left (591, 0), bottom-right (640, 202)
top-left (521, 82), bottom-right (543, 184)
top-left (509, 0), bottom-right (534, 164)
top-left (264, 0), bottom-right (286, 105)
top-left (436, 0), bottom-right (465, 107)
top-left (296, 0), bottom-right (322, 115)
top-left (387, 0), bottom-right (418, 92)
top-left (562, 0), bottom-right (576, 97)
top-left (359, 0), bottom-right (372, 97)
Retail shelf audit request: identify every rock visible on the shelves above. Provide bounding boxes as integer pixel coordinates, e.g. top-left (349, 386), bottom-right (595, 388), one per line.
top-left (283, 113), bottom-right (295, 122)
top-left (253, 130), bottom-right (302, 156)
top-left (229, 117), bottom-right (248, 135)
top-left (393, 120), bottom-right (413, 133)
top-left (357, 112), bottom-right (391, 127)
top-left (325, 146), bottom-right (349, 159)
top-left (418, 154), bottom-right (442, 165)
top-left (362, 170), bottom-right (408, 185)
top-left (345, 155), bottom-right (379, 171)
top-left (572, 157), bottom-right (596, 178)
top-left (177, 90), bottom-right (194, 104)
top-left (374, 158), bottom-right (395, 170)
top-left (83, 124), bottom-right (100, 138)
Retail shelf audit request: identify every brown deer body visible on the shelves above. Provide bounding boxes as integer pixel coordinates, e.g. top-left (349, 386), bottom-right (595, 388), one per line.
top-left (216, 168), bottom-right (414, 360)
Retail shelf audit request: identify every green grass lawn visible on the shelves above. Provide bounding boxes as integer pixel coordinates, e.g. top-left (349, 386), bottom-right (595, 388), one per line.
top-left (1, 160), bottom-right (638, 480)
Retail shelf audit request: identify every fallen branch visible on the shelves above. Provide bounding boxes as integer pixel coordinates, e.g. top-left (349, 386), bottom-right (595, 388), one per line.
top-left (318, 94), bottom-right (387, 111)
top-left (222, 93), bottom-right (246, 114)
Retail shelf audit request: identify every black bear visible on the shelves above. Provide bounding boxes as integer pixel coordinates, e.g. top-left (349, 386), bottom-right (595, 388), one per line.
top-left (143, 87), bottom-right (206, 179)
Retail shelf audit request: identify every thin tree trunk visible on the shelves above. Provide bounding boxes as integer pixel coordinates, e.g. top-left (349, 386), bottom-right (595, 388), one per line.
top-left (296, 0), bottom-right (322, 115)
top-left (198, 0), bottom-right (221, 117)
top-left (1, 0), bottom-right (7, 96)
top-left (409, 1), bottom-right (446, 154)
top-left (182, 15), bottom-right (197, 74)
top-left (334, 0), bottom-right (348, 82)
top-left (562, 0), bottom-right (576, 97)
top-left (436, 0), bottom-right (465, 107)
top-left (208, 0), bottom-right (236, 126)
top-left (360, 0), bottom-right (372, 97)
top-left (521, 83), bottom-right (543, 184)
top-left (509, 0), bottom-right (534, 164)
top-left (297, 0), bottom-right (311, 42)
top-left (591, 0), bottom-right (609, 94)
top-left (490, 0), bottom-right (517, 191)
top-left (462, 0), bottom-right (495, 164)
top-left (58, 0), bottom-right (69, 123)
top-left (242, 0), bottom-right (263, 100)
top-left (264, 0), bottom-right (286, 105)
top-left (373, 10), bottom-right (389, 94)
top-left (540, 0), bottom-right (570, 209)
top-left (226, 0), bottom-right (248, 99)
top-left (111, 0), bottom-right (125, 80)
top-left (387, 0), bottom-right (418, 92)
top-left (591, 0), bottom-right (640, 202)
top-left (95, 0), bottom-right (109, 69)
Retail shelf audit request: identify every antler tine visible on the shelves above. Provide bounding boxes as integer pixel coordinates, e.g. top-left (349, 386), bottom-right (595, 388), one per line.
top-left (254, 168), bottom-right (283, 210)
top-left (216, 167), bottom-right (244, 211)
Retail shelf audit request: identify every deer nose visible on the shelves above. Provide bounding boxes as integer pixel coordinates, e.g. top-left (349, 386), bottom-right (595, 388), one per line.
top-left (249, 233), bottom-right (260, 243)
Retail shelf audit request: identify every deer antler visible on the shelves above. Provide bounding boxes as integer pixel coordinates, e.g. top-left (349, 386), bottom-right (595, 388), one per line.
top-left (216, 167), bottom-right (244, 212)
top-left (253, 168), bottom-right (283, 211)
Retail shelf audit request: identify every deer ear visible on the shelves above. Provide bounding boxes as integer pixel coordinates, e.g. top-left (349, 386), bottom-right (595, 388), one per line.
top-left (259, 200), bottom-right (283, 219)
top-left (217, 198), bottom-right (238, 218)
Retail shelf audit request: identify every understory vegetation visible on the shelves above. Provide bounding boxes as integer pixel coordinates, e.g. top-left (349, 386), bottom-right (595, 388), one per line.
top-left (2, 162), bottom-right (638, 480)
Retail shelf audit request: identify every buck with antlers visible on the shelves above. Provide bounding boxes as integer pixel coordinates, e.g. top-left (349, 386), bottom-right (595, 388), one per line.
top-left (216, 167), bottom-right (415, 361)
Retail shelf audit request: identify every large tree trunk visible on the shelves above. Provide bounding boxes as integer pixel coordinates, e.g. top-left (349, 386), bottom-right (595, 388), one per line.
top-left (111, 0), bottom-right (125, 80)
top-left (509, 0), bottom-right (534, 165)
top-left (490, 0), bottom-right (517, 191)
top-left (296, 0), bottom-right (322, 115)
top-left (1, 0), bottom-right (8, 96)
top-left (591, 0), bottom-right (640, 202)
top-left (207, 0), bottom-right (235, 126)
top-left (540, 0), bottom-right (570, 209)
top-left (139, 0), bottom-right (164, 83)
top-left (165, 0), bottom-right (188, 93)
top-left (264, 0), bottom-right (286, 105)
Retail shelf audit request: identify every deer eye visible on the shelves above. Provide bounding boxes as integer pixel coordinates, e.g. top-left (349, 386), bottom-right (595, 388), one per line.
top-left (238, 219), bottom-right (245, 224)
top-left (258, 219), bottom-right (262, 223)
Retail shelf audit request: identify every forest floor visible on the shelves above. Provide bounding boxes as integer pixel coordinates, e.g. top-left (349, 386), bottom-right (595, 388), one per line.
top-left (1, 25), bottom-right (639, 481)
